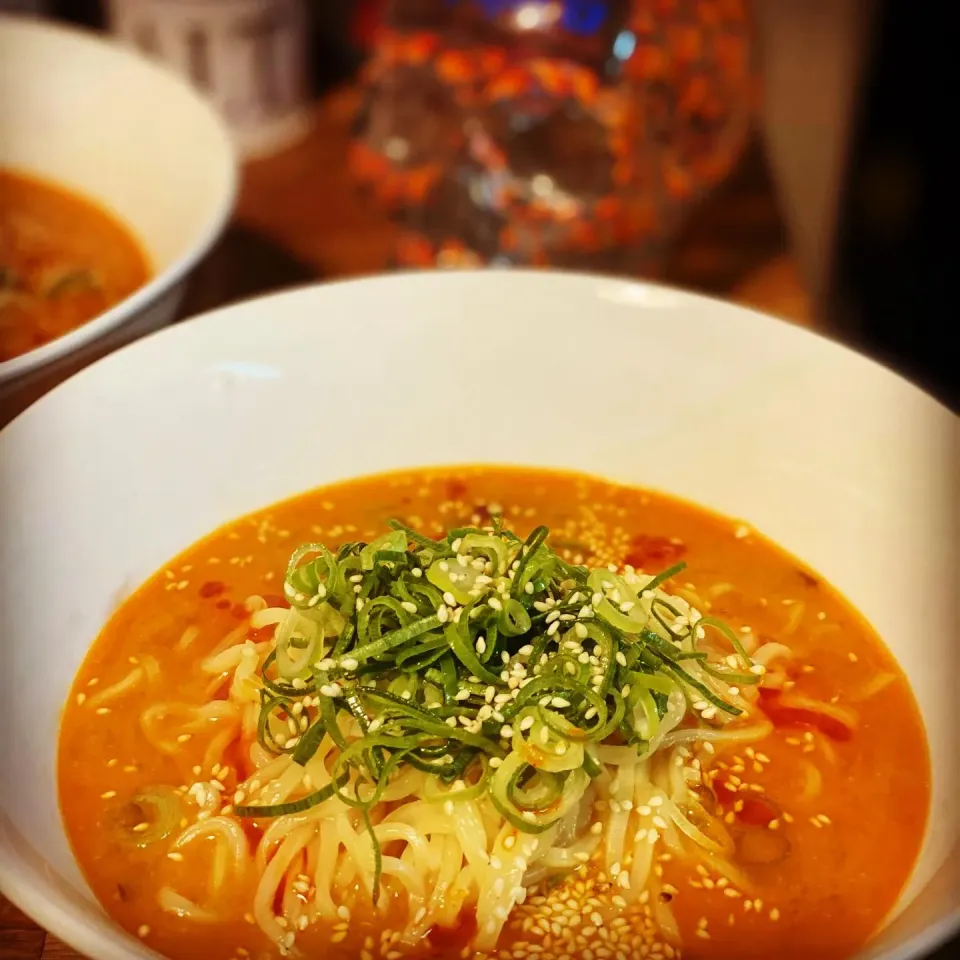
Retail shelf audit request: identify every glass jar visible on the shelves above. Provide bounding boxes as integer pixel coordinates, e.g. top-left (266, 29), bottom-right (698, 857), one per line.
top-left (351, 0), bottom-right (756, 274)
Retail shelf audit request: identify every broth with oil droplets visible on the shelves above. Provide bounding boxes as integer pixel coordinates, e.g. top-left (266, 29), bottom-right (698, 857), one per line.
top-left (59, 467), bottom-right (929, 960)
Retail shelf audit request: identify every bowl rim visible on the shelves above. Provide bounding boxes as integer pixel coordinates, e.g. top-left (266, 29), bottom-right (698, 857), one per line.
top-left (0, 13), bottom-right (238, 387)
top-left (4, 268), bottom-right (955, 428)
top-left (0, 271), bottom-right (956, 960)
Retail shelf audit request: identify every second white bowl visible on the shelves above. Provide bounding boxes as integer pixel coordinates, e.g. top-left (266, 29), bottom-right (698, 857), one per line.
top-left (0, 14), bottom-right (236, 402)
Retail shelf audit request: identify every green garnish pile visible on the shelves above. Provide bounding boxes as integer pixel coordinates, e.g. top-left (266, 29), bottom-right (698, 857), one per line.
top-left (237, 519), bottom-right (759, 893)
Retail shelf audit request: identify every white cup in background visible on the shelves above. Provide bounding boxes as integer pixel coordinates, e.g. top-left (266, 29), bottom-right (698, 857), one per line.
top-left (107, 0), bottom-right (311, 159)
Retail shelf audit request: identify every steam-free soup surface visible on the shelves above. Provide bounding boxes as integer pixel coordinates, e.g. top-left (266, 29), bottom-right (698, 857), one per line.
top-left (0, 168), bottom-right (150, 361)
top-left (59, 467), bottom-right (929, 960)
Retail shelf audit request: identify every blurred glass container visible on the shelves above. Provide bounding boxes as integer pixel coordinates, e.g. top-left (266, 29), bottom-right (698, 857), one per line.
top-left (350, 0), bottom-right (757, 273)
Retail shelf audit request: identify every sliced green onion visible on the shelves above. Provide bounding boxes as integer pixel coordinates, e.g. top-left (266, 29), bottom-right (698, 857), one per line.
top-left (489, 753), bottom-right (589, 833)
top-left (509, 526), bottom-right (549, 599)
top-left (499, 598), bottom-right (532, 637)
top-left (235, 772), bottom-right (347, 818)
top-left (258, 695), bottom-right (297, 755)
top-left (639, 561), bottom-right (687, 594)
top-left (360, 530), bottom-right (407, 570)
top-left (460, 533), bottom-right (509, 575)
top-left (424, 758), bottom-right (489, 804)
top-left (445, 618), bottom-right (500, 686)
top-left (350, 614), bottom-right (443, 663)
top-left (245, 514), bottom-right (751, 905)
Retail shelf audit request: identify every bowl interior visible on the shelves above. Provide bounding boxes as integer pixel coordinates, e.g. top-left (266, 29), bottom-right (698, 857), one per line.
top-left (0, 272), bottom-right (956, 959)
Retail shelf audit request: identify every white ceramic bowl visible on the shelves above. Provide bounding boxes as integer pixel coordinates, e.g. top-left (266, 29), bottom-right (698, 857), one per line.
top-left (0, 272), bottom-right (956, 960)
top-left (0, 14), bottom-right (236, 402)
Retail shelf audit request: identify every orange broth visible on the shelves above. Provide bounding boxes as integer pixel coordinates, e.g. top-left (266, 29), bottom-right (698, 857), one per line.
top-left (59, 467), bottom-right (930, 960)
top-left (0, 168), bottom-right (150, 362)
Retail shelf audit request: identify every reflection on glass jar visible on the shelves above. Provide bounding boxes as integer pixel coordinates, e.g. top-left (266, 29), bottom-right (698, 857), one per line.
top-left (351, 0), bottom-right (756, 274)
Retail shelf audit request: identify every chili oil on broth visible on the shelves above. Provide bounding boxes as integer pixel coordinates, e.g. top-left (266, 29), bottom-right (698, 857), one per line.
top-left (58, 466), bottom-right (930, 960)
top-left (0, 168), bottom-right (150, 362)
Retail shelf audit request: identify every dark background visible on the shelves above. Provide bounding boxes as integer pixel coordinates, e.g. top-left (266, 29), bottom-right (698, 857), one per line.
top-left (830, 0), bottom-right (956, 412)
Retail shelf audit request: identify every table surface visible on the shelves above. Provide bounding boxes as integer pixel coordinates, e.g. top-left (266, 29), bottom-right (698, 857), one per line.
top-left (1, 87), bottom-right (816, 959)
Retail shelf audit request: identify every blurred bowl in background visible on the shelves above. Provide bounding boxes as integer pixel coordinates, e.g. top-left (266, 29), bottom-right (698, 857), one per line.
top-left (0, 14), bottom-right (236, 415)
top-left (350, 0), bottom-right (757, 274)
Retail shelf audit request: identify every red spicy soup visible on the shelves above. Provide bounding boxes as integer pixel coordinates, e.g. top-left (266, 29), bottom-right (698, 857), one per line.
top-left (60, 467), bottom-right (929, 960)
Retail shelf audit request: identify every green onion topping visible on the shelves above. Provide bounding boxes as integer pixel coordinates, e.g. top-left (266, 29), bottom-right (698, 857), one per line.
top-left (242, 520), bottom-right (758, 897)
